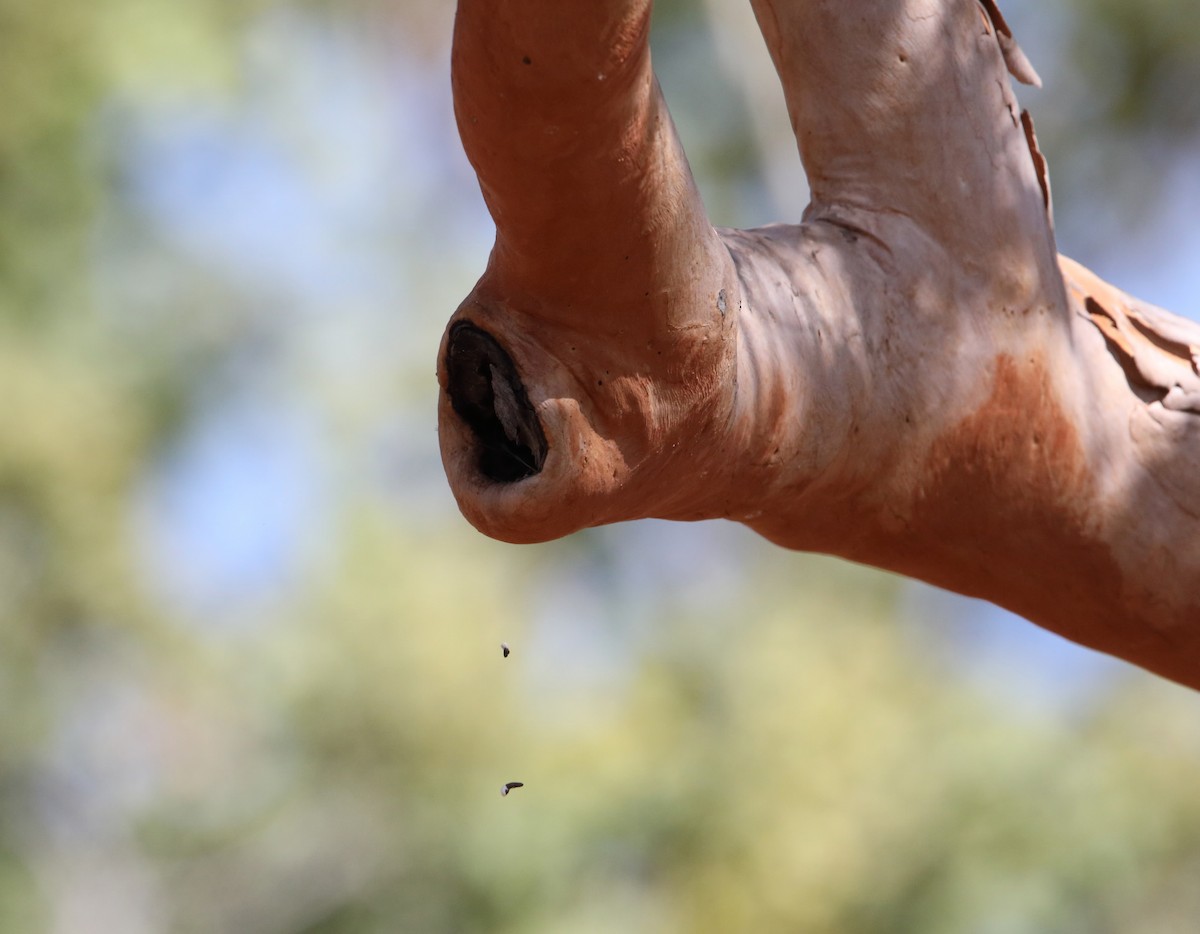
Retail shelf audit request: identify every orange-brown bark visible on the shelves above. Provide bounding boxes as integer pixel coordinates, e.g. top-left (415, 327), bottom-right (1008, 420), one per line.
top-left (437, 0), bottom-right (1200, 688)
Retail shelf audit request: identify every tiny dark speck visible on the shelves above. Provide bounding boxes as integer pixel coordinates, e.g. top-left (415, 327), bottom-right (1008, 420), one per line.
top-left (501, 782), bottom-right (524, 796)
top-left (522, 55), bottom-right (532, 65)
top-left (501, 643), bottom-right (511, 658)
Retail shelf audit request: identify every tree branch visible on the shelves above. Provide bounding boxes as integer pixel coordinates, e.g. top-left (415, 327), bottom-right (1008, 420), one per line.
top-left (437, 0), bottom-right (1200, 689)
top-left (452, 0), bottom-right (728, 329)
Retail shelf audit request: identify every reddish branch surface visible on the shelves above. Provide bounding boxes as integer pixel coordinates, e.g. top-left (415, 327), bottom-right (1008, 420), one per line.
top-left (437, 0), bottom-right (1200, 688)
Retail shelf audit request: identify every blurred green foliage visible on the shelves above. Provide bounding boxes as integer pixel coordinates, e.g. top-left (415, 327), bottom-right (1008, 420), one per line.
top-left (1066, 0), bottom-right (1200, 134)
top-left (1010, 0), bottom-right (1200, 254)
top-left (1, 1), bottom-right (1199, 931)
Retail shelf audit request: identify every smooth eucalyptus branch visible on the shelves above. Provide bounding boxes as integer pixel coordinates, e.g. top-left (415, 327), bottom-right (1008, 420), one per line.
top-left (437, 0), bottom-right (1200, 688)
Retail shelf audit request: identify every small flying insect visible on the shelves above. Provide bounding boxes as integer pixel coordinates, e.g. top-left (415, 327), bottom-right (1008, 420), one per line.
top-left (501, 781), bottom-right (524, 796)
top-left (501, 643), bottom-right (511, 658)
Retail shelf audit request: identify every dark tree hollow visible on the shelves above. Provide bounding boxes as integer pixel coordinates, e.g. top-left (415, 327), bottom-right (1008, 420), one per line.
top-left (445, 322), bottom-right (547, 483)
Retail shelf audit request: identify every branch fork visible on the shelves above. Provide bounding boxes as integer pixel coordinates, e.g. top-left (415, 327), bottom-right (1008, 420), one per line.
top-left (437, 0), bottom-right (1200, 688)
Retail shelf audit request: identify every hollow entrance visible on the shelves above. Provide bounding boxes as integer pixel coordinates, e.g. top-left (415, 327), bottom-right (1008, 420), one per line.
top-left (445, 323), bottom-right (547, 482)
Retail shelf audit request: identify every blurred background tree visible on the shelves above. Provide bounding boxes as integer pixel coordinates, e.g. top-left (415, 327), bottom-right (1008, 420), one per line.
top-left (1, 0), bottom-right (1199, 931)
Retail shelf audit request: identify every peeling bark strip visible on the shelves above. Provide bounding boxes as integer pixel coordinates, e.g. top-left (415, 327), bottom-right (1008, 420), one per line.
top-left (1020, 110), bottom-right (1052, 218)
top-left (437, 0), bottom-right (1200, 689)
top-left (977, 0), bottom-right (1041, 87)
top-left (1063, 257), bottom-right (1200, 414)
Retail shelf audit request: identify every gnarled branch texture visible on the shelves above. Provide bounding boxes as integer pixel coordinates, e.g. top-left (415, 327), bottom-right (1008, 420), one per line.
top-left (437, 0), bottom-right (1200, 689)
